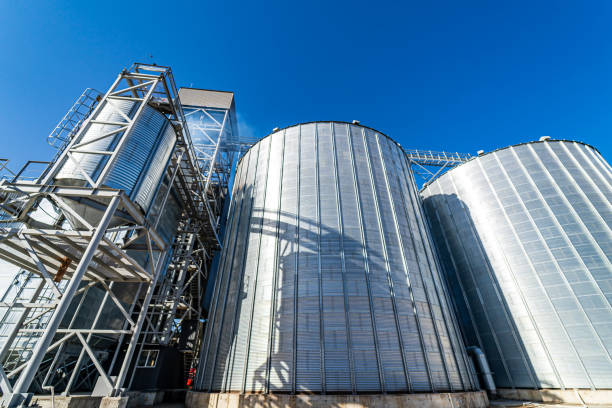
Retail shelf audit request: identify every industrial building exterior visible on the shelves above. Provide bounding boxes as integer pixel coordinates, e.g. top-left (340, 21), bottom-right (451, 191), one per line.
top-left (0, 64), bottom-right (240, 407)
top-left (0, 63), bottom-right (610, 407)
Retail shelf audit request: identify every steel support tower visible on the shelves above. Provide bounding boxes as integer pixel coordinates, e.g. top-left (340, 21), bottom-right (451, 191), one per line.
top-left (0, 64), bottom-right (230, 406)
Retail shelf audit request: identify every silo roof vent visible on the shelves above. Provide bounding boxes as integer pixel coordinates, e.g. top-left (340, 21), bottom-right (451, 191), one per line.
top-left (477, 150), bottom-right (485, 156)
top-left (273, 127), bottom-right (279, 132)
top-left (539, 136), bottom-right (551, 141)
top-left (352, 120), bottom-right (360, 125)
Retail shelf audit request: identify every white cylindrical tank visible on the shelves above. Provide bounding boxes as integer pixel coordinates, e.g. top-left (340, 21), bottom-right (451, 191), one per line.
top-left (198, 122), bottom-right (476, 394)
top-left (421, 139), bottom-right (612, 391)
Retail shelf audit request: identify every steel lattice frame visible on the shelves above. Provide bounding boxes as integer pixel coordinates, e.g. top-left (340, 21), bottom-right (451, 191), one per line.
top-left (0, 64), bottom-right (221, 406)
top-left (178, 102), bottom-right (238, 387)
top-left (404, 149), bottom-right (473, 187)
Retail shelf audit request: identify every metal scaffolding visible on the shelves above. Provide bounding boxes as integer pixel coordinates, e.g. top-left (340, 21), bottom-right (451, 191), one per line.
top-left (0, 64), bottom-right (229, 406)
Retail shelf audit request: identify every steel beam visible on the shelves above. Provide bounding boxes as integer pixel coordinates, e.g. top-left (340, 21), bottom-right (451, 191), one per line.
top-left (5, 196), bottom-right (120, 405)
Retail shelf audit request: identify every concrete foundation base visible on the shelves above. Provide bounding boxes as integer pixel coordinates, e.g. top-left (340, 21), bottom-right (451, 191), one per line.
top-left (124, 390), bottom-right (164, 407)
top-left (185, 390), bottom-right (489, 408)
top-left (29, 395), bottom-right (128, 408)
top-left (497, 388), bottom-right (612, 405)
top-left (29, 390), bottom-right (186, 408)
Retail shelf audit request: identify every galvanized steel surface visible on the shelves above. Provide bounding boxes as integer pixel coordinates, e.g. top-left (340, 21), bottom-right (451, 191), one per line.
top-left (197, 122), bottom-right (475, 393)
top-left (55, 99), bottom-right (135, 185)
top-left (55, 101), bottom-right (175, 213)
top-left (421, 140), bottom-right (612, 390)
top-left (133, 124), bottom-right (177, 211)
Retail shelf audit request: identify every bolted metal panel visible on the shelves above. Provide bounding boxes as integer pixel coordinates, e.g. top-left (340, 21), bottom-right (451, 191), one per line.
top-left (198, 121), bottom-right (475, 393)
top-left (421, 140), bottom-right (612, 390)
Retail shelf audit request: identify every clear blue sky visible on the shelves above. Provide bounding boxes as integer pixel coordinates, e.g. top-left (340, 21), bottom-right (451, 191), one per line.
top-left (1, 1), bottom-right (612, 170)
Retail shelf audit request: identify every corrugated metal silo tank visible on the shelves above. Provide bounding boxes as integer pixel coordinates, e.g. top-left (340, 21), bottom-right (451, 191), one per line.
top-left (54, 99), bottom-right (177, 227)
top-left (420, 140), bottom-right (612, 398)
top-left (197, 122), bottom-right (484, 404)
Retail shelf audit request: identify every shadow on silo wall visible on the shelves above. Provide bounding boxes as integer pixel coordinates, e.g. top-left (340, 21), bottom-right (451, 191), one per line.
top-left (422, 193), bottom-right (541, 390)
top-left (204, 184), bottom-right (473, 397)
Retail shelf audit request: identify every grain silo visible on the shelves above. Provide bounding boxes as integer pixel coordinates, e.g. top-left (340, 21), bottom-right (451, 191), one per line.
top-left (193, 122), bottom-right (487, 407)
top-left (421, 139), bottom-right (612, 403)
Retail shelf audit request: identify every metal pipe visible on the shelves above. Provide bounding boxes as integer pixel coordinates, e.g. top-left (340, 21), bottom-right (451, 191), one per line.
top-left (467, 346), bottom-right (496, 394)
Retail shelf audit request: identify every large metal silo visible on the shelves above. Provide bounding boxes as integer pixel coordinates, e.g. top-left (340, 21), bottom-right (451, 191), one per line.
top-left (197, 122), bottom-right (477, 397)
top-left (421, 140), bottom-right (612, 393)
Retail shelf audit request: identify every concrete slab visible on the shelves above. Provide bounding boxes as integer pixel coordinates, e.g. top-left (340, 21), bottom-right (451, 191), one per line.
top-left (29, 395), bottom-right (127, 408)
top-left (491, 399), bottom-right (612, 408)
top-left (185, 391), bottom-right (489, 408)
top-left (497, 388), bottom-right (612, 406)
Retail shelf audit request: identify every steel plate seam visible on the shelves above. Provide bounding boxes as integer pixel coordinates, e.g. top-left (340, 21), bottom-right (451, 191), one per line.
top-left (404, 142), bottom-right (468, 391)
top-left (415, 181), bottom-right (476, 389)
top-left (291, 125), bottom-right (302, 395)
top-left (208, 148), bottom-right (247, 391)
top-left (348, 125), bottom-right (385, 392)
top-left (558, 143), bottom-right (612, 211)
top-left (520, 145), bottom-right (612, 387)
top-left (241, 138), bottom-right (272, 393)
top-left (473, 155), bottom-right (562, 389)
top-left (489, 148), bottom-right (591, 387)
top-left (541, 144), bottom-right (612, 274)
top-left (449, 167), bottom-right (538, 388)
top-left (421, 207), bottom-right (478, 390)
top-left (218, 143), bottom-right (260, 391)
top-left (570, 143), bottom-right (612, 201)
top-left (332, 123), bottom-right (357, 393)
top-left (437, 176), bottom-right (516, 388)
top-left (392, 138), bottom-right (437, 391)
top-left (376, 134), bottom-right (418, 391)
top-left (398, 142), bottom-right (453, 391)
top-left (315, 124), bottom-right (326, 393)
top-left (265, 129), bottom-right (286, 392)
top-left (426, 199), bottom-right (486, 353)
top-left (199, 148), bottom-right (246, 390)
top-left (365, 131), bottom-right (411, 391)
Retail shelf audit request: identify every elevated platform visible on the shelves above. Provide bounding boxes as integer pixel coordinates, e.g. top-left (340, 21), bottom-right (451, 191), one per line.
top-left (0, 183), bottom-right (165, 283)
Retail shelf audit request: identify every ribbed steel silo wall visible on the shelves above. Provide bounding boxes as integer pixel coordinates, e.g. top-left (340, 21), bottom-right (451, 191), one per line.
top-left (197, 122), bottom-right (475, 394)
top-left (420, 140), bottom-right (612, 390)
